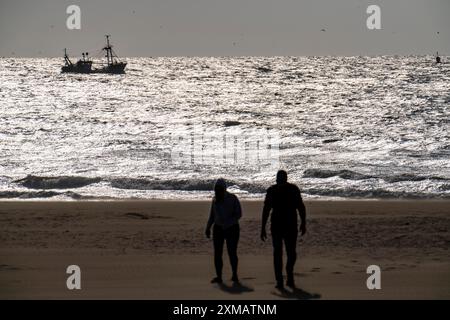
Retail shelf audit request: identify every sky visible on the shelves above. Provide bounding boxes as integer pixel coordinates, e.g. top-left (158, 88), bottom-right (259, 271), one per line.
top-left (0, 0), bottom-right (449, 57)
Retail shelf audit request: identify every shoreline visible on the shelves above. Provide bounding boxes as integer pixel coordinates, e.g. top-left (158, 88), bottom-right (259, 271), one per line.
top-left (1, 198), bottom-right (449, 202)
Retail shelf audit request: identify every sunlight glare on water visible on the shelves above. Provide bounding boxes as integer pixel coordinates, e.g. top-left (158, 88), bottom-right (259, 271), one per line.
top-left (0, 56), bottom-right (449, 199)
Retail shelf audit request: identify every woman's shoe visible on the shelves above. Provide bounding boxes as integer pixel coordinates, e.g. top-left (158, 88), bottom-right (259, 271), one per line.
top-left (210, 277), bottom-right (223, 284)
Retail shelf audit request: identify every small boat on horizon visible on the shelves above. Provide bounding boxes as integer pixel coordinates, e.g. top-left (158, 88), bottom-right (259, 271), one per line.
top-left (62, 35), bottom-right (127, 74)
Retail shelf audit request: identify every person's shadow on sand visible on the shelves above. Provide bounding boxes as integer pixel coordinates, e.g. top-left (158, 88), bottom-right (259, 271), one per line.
top-left (272, 287), bottom-right (321, 300)
top-left (217, 282), bottom-right (254, 294)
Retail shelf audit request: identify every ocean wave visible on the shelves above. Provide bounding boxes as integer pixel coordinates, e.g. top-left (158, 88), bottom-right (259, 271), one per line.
top-left (0, 187), bottom-right (446, 200)
top-left (109, 177), bottom-right (269, 193)
top-left (302, 188), bottom-right (450, 199)
top-left (439, 184), bottom-right (450, 191)
top-left (14, 175), bottom-right (101, 189)
top-left (384, 174), bottom-right (448, 183)
top-left (303, 169), bottom-right (449, 183)
top-left (109, 177), bottom-right (217, 191)
top-left (0, 190), bottom-right (83, 199)
top-left (12, 175), bottom-right (265, 193)
top-left (8, 174), bottom-right (450, 200)
top-left (303, 169), bottom-right (373, 180)
top-left (223, 120), bottom-right (241, 127)
top-left (322, 139), bottom-right (341, 144)
top-left (256, 66), bottom-right (273, 73)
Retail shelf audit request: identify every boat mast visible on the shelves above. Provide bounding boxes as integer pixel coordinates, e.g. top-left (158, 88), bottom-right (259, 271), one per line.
top-left (105, 35), bottom-right (112, 65)
top-left (64, 48), bottom-right (72, 66)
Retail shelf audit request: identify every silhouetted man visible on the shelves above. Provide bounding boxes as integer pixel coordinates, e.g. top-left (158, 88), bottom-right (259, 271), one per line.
top-left (206, 178), bottom-right (242, 284)
top-left (261, 170), bottom-right (306, 289)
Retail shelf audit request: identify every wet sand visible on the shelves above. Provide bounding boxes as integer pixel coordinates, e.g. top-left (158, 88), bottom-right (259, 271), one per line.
top-left (0, 200), bottom-right (449, 299)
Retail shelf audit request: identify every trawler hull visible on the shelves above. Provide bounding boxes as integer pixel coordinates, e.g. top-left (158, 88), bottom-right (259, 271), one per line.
top-left (61, 62), bottom-right (127, 74)
top-left (61, 61), bottom-right (93, 74)
top-left (92, 62), bottom-right (127, 74)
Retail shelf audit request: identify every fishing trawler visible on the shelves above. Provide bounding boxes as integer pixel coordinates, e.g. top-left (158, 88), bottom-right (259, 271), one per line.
top-left (61, 35), bottom-right (127, 74)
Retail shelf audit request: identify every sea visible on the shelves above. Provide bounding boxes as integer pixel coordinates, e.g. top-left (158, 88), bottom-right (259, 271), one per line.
top-left (0, 56), bottom-right (449, 200)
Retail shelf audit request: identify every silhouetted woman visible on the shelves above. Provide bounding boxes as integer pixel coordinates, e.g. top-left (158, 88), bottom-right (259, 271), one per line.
top-left (205, 178), bottom-right (242, 284)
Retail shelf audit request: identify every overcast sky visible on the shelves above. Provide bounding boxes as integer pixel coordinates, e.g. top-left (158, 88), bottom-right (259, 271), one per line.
top-left (0, 0), bottom-right (449, 57)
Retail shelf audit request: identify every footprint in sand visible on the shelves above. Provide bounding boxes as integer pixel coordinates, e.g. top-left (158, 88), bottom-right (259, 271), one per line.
top-left (384, 266), bottom-right (396, 271)
top-left (0, 264), bottom-right (20, 271)
top-left (294, 272), bottom-right (308, 277)
top-left (432, 258), bottom-right (441, 262)
top-left (125, 212), bottom-right (149, 220)
top-left (125, 212), bottom-right (172, 220)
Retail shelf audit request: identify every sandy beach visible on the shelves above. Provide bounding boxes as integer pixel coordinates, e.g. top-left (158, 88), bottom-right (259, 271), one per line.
top-left (0, 200), bottom-right (449, 299)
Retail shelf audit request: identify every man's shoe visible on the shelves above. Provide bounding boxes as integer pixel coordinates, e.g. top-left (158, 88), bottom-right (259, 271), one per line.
top-left (231, 274), bottom-right (239, 283)
top-left (286, 278), bottom-right (295, 288)
top-left (275, 281), bottom-right (284, 290)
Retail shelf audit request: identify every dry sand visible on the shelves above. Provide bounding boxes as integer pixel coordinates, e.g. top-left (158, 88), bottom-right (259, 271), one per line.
top-left (0, 200), bottom-right (449, 299)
